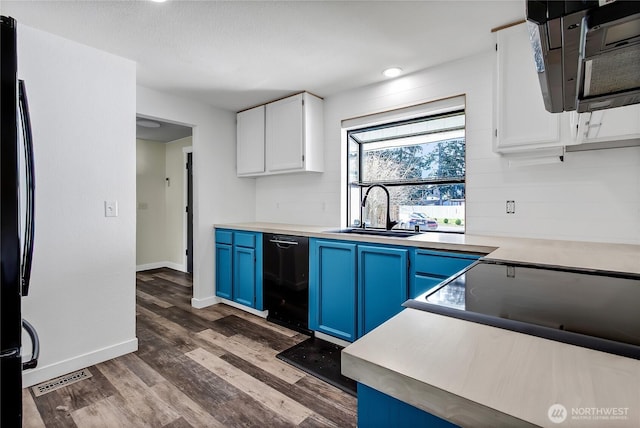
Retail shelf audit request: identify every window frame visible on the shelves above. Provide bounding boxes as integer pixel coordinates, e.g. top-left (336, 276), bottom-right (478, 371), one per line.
top-left (345, 108), bottom-right (466, 232)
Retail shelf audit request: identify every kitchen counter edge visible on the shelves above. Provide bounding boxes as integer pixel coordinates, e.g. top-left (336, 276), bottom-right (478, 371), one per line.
top-left (342, 308), bottom-right (640, 428)
top-left (214, 222), bottom-right (640, 274)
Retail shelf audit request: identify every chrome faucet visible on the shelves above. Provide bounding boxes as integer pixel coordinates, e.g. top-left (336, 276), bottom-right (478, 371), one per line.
top-left (361, 184), bottom-right (398, 231)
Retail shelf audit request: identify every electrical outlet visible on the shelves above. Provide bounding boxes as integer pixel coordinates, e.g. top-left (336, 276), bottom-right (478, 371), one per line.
top-left (105, 201), bottom-right (118, 217)
top-left (506, 200), bottom-right (515, 214)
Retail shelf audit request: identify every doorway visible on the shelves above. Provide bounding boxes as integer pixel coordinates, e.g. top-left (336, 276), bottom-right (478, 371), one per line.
top-left (186, 151), bottom-right (193, 274)
top-left (135, 116), bottom-right (193, 276)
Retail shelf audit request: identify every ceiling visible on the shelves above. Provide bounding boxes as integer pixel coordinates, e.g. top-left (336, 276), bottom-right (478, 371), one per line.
top-left (1, 1), bottom-right (525, 113)
top-left (136, 117), bottom-right (192, 143)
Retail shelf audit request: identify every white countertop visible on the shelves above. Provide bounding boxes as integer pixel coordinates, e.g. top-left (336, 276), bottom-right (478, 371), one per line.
top-left (342, 309), bottom-right (640, 428)
top-left (215, 222), bottom-right (640, 427)
top-left (215, 222), bottom-right (640, 274)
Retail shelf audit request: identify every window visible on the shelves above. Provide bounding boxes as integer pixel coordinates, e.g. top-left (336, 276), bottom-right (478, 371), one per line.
top-left (346, 105), bottom-right (466, 233)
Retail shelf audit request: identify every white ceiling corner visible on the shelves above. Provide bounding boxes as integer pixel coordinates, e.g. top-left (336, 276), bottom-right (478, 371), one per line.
top-left (1, 0), bottom-right (526, 113)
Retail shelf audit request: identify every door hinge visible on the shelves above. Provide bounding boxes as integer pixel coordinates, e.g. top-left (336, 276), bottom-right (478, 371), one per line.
top-left (302, 154), bottom-right (305, 162)
top-left (495, 43), bottom-right (498, 52)
top-left (495, 129), bottom-right (498, 137)
top-left (185, 206), bottom-right (188, 213)
top-left (185, 249), bottom-right (188, 256)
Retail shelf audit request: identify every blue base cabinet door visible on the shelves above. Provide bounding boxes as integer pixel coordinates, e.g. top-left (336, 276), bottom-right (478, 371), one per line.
top-left (309, 239), bottom-right (357, 342)
top-left (214, 229), bottom-right (263, 310)
top-left (233, 246), bottom-right (256, 307)
top-left (215, 243), bottom-right (233, 300)
top-left (358, 245), bottom-right (409, 337)
top-left (358, 383), bottom-right (458, 428)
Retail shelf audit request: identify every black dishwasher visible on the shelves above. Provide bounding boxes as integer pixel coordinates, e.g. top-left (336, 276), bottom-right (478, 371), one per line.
top-left (263, 234), bottom-right (310, 334)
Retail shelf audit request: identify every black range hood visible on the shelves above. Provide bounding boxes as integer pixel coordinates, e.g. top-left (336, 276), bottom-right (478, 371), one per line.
top-left (526, 0), bottom-right (640, 113)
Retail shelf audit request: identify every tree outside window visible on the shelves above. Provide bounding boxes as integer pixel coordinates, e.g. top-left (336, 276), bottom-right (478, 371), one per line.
top-left (347, 111), bottom-right (466, 232)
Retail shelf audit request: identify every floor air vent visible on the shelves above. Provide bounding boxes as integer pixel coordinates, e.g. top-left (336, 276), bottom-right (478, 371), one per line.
top-left (32, 368), bottom-right (93, 397)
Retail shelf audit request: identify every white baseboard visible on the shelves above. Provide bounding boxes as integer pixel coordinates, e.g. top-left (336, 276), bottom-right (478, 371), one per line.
top-left (314, 331), bottom-right (352, 348)
top-left (191, 295), bottom-right (269, 318)
top-left (214, 298), bottom-right (269, 319)
top-left (22, 338), bottom-right (138, 388)
top-left (191, 295), bottom-right (219, 309)
top-left (136, 261), bottom-right (186, 272)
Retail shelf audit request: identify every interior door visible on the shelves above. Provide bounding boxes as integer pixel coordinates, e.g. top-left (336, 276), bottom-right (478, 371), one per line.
top-left (186, 152), bottom-right (193, 274)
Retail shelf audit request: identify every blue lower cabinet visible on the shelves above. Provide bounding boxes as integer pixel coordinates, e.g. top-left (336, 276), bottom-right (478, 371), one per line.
top-left (233, 246), bottom-right (256, 307)
top-left (357, 383), bottom-right (458, 428)
top-left (309, 239), bottom-right (357, 341)
top-left (412, 274), bottom-right (445, 298)
top-left (215, 243), bottom-right (233, 300)
top-left (358, 245), bottom-right (409, 337)
top-left (410, 249), bottom-right (481, 298)
top-left (214, 229), bottom-right (263, 310)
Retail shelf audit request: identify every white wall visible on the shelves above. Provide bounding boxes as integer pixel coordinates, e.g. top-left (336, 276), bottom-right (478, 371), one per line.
top-left (137, 87), bottom-right (256, 307)
top-left (136, 139), bottom-right (167, 266)
top-left (255, 51), bottom-right (640, 245)
top-left (18, 24), bottom-right (137, 386)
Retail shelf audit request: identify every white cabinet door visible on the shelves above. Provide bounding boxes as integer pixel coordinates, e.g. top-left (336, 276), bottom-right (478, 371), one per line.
top-left (237, 105), bottom-right (265, 176)
top-left (494, 23), bottom-right (565, 153)
top-left (266, 93), bottom-right (304, 172)
top-left (576, 104), bottom-right (640, 144)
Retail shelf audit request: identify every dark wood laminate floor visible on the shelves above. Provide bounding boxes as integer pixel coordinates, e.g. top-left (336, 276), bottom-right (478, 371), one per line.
top-left (23, 268), bottom-right (357, 427)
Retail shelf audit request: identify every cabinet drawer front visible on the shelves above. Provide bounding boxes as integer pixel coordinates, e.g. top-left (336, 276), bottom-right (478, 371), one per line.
top-left (414, 250), bottom-right (479, 278)
top-left (234, 232), bottom-right (256, 248)
top-left (215, 229), bottom-right (233, 245)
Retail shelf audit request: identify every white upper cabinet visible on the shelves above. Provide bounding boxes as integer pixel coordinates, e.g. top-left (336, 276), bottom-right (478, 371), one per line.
top-left (266, 92), bottom-right (323, 174)
top-left (236, 92), bottom-right (323, 177)
top-left (266, 94), bottom-right (305, 172)
top-left (574, 104), bottom-right (640, 146)
top-left (494, 23), bottom-right (575, 154)
top-left (236, 105), bottom-right (265, 176)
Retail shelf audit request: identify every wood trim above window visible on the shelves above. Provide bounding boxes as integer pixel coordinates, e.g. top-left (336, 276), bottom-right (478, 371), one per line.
top-left (341, 95), bottom-right (465, 130)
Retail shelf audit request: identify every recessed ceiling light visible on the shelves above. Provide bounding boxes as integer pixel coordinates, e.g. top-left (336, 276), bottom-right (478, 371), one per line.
top-left (382, 67), bottom-right (403, 78)
top-left (137, 119), bottom-right (161, 128)
top-left (150, 0), bottom-right (167, 3)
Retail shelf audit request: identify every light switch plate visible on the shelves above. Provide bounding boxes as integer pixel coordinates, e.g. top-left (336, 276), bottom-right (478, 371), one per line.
top-left (105, 201), bottom-right (118, 217)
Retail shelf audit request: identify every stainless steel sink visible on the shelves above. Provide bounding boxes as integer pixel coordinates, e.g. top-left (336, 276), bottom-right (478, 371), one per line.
top-left (325, 228), bottom-right (424, 238)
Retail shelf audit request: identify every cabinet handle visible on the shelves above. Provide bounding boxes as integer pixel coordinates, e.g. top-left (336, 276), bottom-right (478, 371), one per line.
top-left (269, 239), bottom-right (299, 246)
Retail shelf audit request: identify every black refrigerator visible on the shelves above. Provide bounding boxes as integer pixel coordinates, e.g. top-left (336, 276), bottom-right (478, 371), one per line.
top-left (1, 15), bottom-right (40, 426)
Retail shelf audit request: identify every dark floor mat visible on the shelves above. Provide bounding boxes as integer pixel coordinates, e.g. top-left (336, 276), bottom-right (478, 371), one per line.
top-left (276, 337), bottom-right (357, 396)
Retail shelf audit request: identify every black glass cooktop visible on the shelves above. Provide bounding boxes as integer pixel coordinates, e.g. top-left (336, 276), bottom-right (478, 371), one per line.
top-left (404, 259), bottom-right (640, 360)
